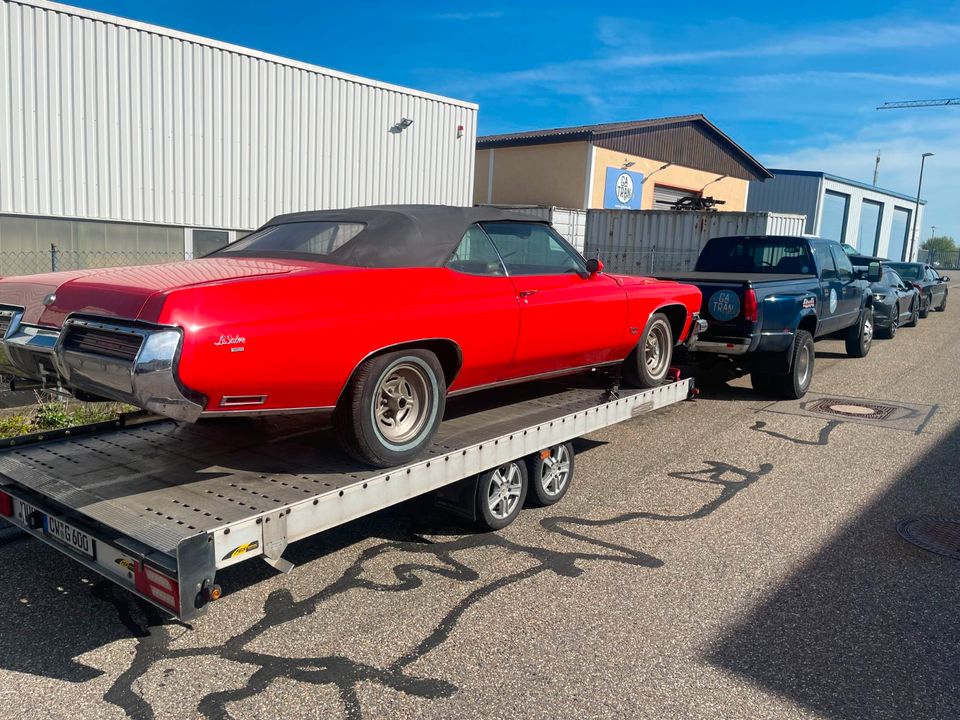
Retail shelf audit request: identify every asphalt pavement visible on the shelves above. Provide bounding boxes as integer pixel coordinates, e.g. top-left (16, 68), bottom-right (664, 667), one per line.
top-left (2, 296), bottom-right (959, 720)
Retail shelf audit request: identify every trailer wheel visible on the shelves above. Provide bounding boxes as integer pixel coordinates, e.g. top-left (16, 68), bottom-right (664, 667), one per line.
top-left (526, 442), bottom-right (574, 507)
top-left (475, 459), bottom-right (528, 531)
top-left (336, 349), bottom-right (445, 468)
top-left (623, 313), bottom-right (673, 388)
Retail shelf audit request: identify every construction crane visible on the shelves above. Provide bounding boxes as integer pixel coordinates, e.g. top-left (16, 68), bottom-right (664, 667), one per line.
top-left (877, 97), bottom-right (960, 109)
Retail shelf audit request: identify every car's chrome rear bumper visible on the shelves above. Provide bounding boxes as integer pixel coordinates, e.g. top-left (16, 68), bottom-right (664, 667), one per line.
top-left (0, 307), bottom-right (204, 422)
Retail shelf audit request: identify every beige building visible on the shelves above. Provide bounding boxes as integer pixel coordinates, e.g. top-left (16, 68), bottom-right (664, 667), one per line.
top-left (475, 115), bottom-right (771, 211)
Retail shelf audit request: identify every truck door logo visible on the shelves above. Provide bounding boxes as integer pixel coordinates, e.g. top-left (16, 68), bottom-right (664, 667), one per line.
top-left (707, 290), bottom-right (740, 321)
top-left (829, 288), bottom-right (838, 313)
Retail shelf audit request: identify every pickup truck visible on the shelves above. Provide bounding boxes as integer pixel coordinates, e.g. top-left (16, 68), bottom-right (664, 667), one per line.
top-left (658, 235), bottom-right (880, 398)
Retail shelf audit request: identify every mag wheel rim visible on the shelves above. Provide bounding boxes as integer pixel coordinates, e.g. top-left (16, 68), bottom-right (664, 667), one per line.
top-left (645, 321), bottom-right (670, 378)
top-left (863, 315), bottom-right (873, 347)
top-left (539, 445), bottom-right (571, 497)
top-left (487, 463), bottom-right (523, 519)
top-left (796, 344), bottom-right (812, 388)
top-left (375, 362), bottom-right (430, 444)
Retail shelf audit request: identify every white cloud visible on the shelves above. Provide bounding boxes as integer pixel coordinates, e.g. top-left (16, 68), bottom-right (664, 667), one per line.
top-left (428, 10), bottom-right (504, 21)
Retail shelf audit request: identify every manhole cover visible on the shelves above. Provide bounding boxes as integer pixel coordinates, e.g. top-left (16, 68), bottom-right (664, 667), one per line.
top-left (807, 398), bottom-right (898, 420)
top-left (897, 517), bottom-right (960, 560)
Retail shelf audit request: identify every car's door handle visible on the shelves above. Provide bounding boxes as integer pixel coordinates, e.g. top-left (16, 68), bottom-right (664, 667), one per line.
top-left (518, 290), bottom-right (539, 298)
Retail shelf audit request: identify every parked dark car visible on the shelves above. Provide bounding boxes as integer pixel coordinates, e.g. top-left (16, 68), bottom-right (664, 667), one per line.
top-left (887, 262), bottom-right (950, 317)
top-left (864, 264), bottom-right (920, 338)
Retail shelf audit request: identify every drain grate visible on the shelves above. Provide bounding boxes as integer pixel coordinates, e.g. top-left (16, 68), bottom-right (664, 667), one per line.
top-left (897, 517), bottom-right (960, 560)
top-left (807, 399), bottom-right (899, 421)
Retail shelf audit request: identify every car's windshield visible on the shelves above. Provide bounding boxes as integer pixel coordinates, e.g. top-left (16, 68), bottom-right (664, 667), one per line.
top-left (887, 263), bottom-right (922, 280)
top-left (696, 237), bottom-right (814, 274)
top-left (212, 222), bottom-right (367, 262)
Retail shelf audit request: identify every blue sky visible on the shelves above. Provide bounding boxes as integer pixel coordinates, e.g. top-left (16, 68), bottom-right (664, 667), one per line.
top-left (76, 0), bottom-right (960, 239)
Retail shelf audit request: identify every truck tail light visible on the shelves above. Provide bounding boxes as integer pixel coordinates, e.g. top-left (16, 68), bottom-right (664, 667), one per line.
top-left (134, 562), bottom-right (181, 614)
top-left (743, 288), bottom-right (758, 323)
top-left (0, 490), bottom-right (12, 517)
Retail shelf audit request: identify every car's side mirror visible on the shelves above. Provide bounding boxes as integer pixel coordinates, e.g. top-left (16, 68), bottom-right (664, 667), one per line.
top-left (586, 258), bottom-right (604, 276)
top-left (941, 276), bottom-right (951, 282)
top-left (866, 262), bottom-right (881, 283)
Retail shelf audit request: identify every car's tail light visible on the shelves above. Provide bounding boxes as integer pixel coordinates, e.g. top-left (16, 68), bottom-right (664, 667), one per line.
top-left (743, 288), bottom-right (758, 323)
top-left (912, 282), bottom-right (922, 292)
top-left (0, 491), bottom-right (12, 517)
top-left (134, 562), bottom-right (180, 613)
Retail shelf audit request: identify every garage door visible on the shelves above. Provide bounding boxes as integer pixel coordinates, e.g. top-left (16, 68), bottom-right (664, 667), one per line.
top-left (653, 185), bottom-right (698, 210)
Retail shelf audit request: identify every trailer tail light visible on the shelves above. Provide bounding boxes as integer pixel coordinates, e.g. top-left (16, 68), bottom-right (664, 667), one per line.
top-left (743, 288), bottom-right (758, 323)
top-left (134, 562), bottom-right (180, 614)
top-left (0, 491), bottom-right (12, 517)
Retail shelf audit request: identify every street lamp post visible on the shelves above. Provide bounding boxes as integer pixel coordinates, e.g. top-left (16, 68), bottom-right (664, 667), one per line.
top-left (909, 152), bottom-right (934, 260)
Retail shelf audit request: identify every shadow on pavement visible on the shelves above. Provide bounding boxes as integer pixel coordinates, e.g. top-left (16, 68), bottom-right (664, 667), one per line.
top-left (708, 419), bottom-right (960, 718)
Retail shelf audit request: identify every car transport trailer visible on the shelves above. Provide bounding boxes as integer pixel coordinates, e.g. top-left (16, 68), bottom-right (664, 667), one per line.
top-left (0, 377), bottom-right (693, 621)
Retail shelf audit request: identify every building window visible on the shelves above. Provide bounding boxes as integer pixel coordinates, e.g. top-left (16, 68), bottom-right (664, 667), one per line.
top-left (888, 207), bottom-right (911, 261)
top-left (193, 229), bottom-right (231, 258)
top-left (0, 215), bottom-right (185, 275)
top-left (820, 190), bottom-right (850, 243)
top-left (857, 200), bottom-right (883, 255)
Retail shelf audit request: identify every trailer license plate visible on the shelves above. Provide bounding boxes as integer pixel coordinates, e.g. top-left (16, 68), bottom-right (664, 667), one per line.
top-left (45, 514), bottom-right (96, 559)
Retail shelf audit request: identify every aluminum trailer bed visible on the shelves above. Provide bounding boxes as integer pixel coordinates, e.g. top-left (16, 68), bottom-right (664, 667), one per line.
top-left (0, 378), bottom-right (692, 620)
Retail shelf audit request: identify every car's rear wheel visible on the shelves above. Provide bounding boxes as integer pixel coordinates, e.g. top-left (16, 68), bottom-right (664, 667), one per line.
top-left (623, 313), bottom-right (673, 388)
top-left (936, 290), bottom-right (948, 312)
top-left (845, 307), bottom-right (873, 358)
top-left (336, 349), bottom-right (445, 467)
top-left (904, 297), bottom-right (919, 327)
top-left (919, 294), bottom-right (931, 318)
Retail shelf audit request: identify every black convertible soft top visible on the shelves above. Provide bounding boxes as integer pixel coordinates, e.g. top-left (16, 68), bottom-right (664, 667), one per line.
top-left (249, 205), bottom-right (548, 269)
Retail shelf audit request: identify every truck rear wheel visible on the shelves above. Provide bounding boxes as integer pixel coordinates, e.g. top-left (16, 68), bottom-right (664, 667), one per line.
top-left (623, 313), bottom-right (673, 388)
top-left (844, 307), bottom-right (873, 358)
top-left (750, 330), bottom-right (814, 399)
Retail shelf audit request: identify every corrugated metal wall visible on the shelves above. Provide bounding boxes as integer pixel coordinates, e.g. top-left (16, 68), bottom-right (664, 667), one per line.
top-left (584, 210), bottom-right (807, 275)
top-left (747, 174), bottom-right (822, 234)
top-left (479, 204), bottom-right (587, 252)
top-left (0, 0), bottom-right (477, 230)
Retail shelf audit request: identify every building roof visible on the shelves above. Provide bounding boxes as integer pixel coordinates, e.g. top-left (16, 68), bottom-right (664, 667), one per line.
top-left (22, 0), bottom-right (476, 110)
top-left (477, 114), bottom-right (772, 181)
top-left (244, 205), bottom-right (546, 268)
top-left (767, 169), bottom-right (925, 205)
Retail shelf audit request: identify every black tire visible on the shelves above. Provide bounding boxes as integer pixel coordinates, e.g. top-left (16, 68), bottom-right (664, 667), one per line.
top-left (526, 442), bottom-right (574, 507)
top-left (475, 459), bottom-right (528, 531)
top-left (623, 312), bottom-right (674, 388)
top-left (904, 297), bottom-right (919, 327)
top-left (935, 290), bottom-right (948, 312)
top-left (750, 371), bottom-right (778, 396)
top-left (335, 349), bottom-right (445, 468)
top-left (880, 304), bottom-right (898, 339)
top-left (919, 294), bottom-right (930, 318)
top-left (845, 307), bottom-right (874, 358)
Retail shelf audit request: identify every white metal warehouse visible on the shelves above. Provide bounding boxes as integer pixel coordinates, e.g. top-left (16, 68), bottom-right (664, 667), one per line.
top-left (0, 0), bottom-right (477, 273)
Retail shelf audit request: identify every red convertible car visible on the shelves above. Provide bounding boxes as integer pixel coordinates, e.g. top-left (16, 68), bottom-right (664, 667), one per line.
top-left (0, 206), bottom-right (702, 466)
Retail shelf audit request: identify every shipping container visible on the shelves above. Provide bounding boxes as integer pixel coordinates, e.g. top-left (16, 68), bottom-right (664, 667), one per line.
top-left (584, 210), bottom-right (806, 275)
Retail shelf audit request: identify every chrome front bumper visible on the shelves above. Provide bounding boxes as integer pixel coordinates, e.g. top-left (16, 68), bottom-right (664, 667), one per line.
top-left (0, 307), bottom-right (204, 422)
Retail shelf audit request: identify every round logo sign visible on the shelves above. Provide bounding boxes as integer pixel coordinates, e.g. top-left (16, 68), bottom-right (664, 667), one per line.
top-left (829, 288), bottom-right (838, 313)
top-left (615, 173), bottom-right (634, 204)
top-left (708, 289), bottom-right (741, 322)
